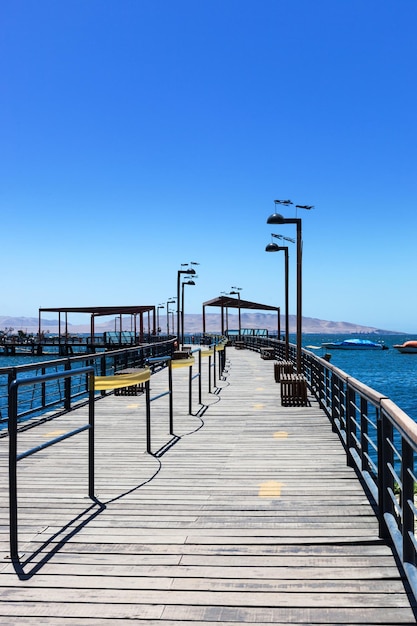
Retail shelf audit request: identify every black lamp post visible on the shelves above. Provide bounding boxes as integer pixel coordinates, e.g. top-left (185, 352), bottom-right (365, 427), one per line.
top-left (181, 279), bottom-right (195, 347)
top-left (157, 304), bottom-right (164, 335)
top-left (265, 236), bottom-right (293, 359)
top-left (230, 286), bottom-right (242, 339)
top-left (176, 262), bottom-right (199, 342)
top-left (267, 201), bottom-right (303, 373)
top-left (166, 299), bottom-right (176, 335)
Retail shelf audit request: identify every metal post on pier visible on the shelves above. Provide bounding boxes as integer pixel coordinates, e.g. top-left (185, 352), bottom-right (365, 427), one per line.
top-left (267, 200), bottom-right (313, 374)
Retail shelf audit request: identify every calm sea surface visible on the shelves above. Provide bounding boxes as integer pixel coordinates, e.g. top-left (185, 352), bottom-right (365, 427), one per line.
top-left (301, 333), bottom-right (417, 423)
top-left (1, 333), bottom-right (417, 423)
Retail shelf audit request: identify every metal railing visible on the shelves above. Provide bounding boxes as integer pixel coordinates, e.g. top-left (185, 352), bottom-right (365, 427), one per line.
top-left (0, 339), bottom-right (176, 432)
top-left (4, 337), bottom-right (229, 563)
top-left (8, 366), bottom-right (96, 561)
top-left (243, 335), bottom-right (417, 600)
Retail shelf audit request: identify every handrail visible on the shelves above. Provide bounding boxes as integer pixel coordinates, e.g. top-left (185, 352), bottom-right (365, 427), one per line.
top-left (148, 360), bottom-right (174, 456)
top-left (189, 348), bottom-right (202, 412)
top-left (243, 335), bottom-right (417, 600)
top-left (8, 366), bottom-right (95, 562)
top-left (4, 338), bottom-right (224, 565)
top-left (0, 339), bottom-right (176, 431)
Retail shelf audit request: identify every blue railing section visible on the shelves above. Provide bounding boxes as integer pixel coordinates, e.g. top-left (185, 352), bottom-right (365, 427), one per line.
top-left (242, 334), bottom-right (417, 601)
top-left (0, 339), bottom-right (176, 431)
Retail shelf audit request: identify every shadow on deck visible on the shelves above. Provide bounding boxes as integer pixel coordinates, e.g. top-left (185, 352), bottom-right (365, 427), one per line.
top-left (0, 347), bottom-right (416, 624)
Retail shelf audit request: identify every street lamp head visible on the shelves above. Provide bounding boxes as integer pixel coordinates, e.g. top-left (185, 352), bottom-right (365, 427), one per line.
top-left (183, 280), bottom-right (195, 286)
top-left (267, 212), bottom-right (285, 224)
top-left (267, 213), bottom-right (301, 226)
top-left (265, 242), bottom-right (280, 252)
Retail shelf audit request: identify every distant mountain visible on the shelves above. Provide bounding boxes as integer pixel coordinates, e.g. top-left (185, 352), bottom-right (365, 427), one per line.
top-left (0, 316), bottom-right (60, 330)
top-left (0, 314), bottom-right (403, 335)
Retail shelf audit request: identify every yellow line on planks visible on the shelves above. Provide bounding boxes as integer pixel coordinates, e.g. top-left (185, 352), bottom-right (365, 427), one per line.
top-left (43, 430), bottom-right (66, 437)
top-left (259, 480), bottom-right (284, 498)
top-left (273, 431), bottom-right (289, 438)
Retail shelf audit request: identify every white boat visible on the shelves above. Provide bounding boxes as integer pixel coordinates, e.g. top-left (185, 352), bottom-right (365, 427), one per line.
top-left (321, 338), bottom-right (388, 350)
top-left (393, 340), bottom-right (417, 354)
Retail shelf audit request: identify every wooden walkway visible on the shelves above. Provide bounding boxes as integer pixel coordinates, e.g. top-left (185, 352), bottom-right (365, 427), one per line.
top-left (0, 347), bottom-right (416, 624)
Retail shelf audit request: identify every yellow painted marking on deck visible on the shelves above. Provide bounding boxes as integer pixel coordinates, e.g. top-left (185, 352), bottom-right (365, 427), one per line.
top-left (273, 431), bottom-right (289, 439)
top-left (127, 404), bottom-right (140, 408)
top-left (252, 403), bottom-right (264, 410)
top-left (256, 387), bottom-right (264, 391)
top-left (44, 430), bottom-right (66, 437)
top-left (259, 480), bottom-right (284, 498)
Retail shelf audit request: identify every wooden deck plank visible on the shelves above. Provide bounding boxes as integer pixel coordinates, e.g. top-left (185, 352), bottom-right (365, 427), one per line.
top-left (0, 347), bottom-right (416, 623)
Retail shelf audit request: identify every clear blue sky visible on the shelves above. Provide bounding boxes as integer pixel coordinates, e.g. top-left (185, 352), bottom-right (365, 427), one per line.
top-left (2, 0), bottom-right (416, 332)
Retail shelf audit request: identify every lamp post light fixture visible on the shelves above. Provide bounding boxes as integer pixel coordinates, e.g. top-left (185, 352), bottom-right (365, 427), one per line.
top-left (230, 286), bottom-right (242, 339)
top-left (181, 279), bottom-right (195, 347)
top-left (166, 299), bottom-right (176, 335)
top-left (265, 236), bottom-right (293, 359)
top-left (157, 304), bottom-right (165, 335)
top-left (177, 263), bottom-right (198, 342)
top-left (267, 200), bottom-right (304, 373)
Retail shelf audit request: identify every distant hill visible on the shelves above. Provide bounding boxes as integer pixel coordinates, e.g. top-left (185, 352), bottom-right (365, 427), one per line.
top-left (0, 314), bottom-right (403, 335)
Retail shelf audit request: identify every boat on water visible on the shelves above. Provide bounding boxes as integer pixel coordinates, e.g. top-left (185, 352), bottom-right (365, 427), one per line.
top-left (321, 338), bottom-right (389, 350)
top-left (393, 340), bottom-right (417, 354)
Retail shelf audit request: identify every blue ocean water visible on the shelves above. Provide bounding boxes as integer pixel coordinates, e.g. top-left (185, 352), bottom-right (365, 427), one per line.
top-left (301, 333), bottom-right (417, 423)
top-left (1, 333), bottom-right (417, 423)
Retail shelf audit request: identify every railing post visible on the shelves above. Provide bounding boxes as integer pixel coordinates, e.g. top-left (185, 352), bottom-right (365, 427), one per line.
top-left (189, 362), bottom-right (192, 415)
top-left (8, 380), bottom-right (19, 561)
top-left (213, 345), bottom-right (217, 389)
top-left (360, 396), bottom-right (369, 472)
top-left (41, 366), bottom-right (46, 407)
top-left (100, 354), bottom-right (107, 396)
top-left (346, 385), bottom-right (355, 467)
top-left (402, 439), bottom-right (415, 565)
top-left (64, 361), bottom-right (72, 411)
top-left (330, 373), bottom-right (338, 431)
top-left (198, 349), bottom-right (202, 405)
top-left (377, 409), bottom-right (394, 540)
top-left (145, 379), bottom-right (151, 454)
top-left (88, 371), bottom-right (95, 499)
top-left (168, 360), bottom-right (173, 436)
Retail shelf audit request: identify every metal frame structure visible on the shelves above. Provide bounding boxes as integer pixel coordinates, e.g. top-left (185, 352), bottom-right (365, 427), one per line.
top-left (202, 296), bottom-right (280, 336)
top-left (38, 306), bottom-right (157, 343)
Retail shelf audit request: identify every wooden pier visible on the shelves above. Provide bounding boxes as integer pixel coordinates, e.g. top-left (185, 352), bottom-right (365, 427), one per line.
top-left (0, 347), bottom-right (416, 624)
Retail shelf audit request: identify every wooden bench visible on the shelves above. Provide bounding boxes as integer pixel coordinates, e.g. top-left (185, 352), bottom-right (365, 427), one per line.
top-left (274, 360), bottom-right (294, 382)
top-left (235, 341), bottom-right (245, 350)
top-left (173, 349), bottom-right (192, 360)
top-left (114, 368), bottom-right (145, 396)
top-left (280, 373), bottom-right (308, 406)
top-left (260, 347), bottom-right (275, 360)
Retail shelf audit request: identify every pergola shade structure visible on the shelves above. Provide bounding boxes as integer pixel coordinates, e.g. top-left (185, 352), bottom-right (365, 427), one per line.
top-left (38, 306), bottom-right (156, 340)
top-left (202, 296), bottom-right (280, 336)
